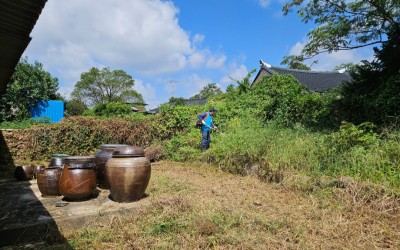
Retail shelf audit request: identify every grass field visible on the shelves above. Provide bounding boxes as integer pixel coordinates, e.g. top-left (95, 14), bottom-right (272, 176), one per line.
top-left (56, 161), bottom-right (400, 249)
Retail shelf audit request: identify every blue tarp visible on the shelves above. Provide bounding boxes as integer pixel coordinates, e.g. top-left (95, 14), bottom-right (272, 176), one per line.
top-left (30, 100), bottom-right (64, 123)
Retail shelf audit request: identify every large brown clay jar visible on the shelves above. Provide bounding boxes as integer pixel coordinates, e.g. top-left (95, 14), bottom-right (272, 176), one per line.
top-left (94, 144), bottom-right (128, 189)
top-left (106, 146), bottom-right (151, 202)
top-left (37, 167), bottom-right (62, 197)
top-left (14, 165), bottom-right (34, 181)
top-left (59, 156), bottom-right (96, 201)
top-left (33, 165), bottom-right (45, 179)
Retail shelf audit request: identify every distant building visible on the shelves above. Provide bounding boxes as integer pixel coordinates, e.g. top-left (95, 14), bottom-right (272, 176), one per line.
top-left (123, 101), bottom-right (149, 113)
top-left (30, 100), bottom-right (64, 123)
top-left (253, 60), bottom-right (352, 92)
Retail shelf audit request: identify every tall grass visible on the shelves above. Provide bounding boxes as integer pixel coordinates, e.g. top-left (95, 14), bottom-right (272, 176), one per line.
top-left (200, 118), bottom-right (400, 192)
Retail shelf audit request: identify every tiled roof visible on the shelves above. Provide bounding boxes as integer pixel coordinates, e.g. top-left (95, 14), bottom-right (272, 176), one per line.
top-left (0, 0), bottom-right (47, 97)
top-left (254, 61), bottom-right (352, 92)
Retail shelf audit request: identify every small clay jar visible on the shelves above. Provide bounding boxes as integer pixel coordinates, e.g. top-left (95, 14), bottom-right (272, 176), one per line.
top-left (59, 156), bottom-right (96, 201)
top-left (14, 165), bottom-right (34, 181)
top-left (37, 167), bottom-right (62, 197)
top-left (94, 144), bottom-right (128, 189)
top-left (106, 146), bottom-right (151, 202)
top-left (33, 165), bottom-right (46, 179)
top-left (48, 154), bottom-right (69, 168)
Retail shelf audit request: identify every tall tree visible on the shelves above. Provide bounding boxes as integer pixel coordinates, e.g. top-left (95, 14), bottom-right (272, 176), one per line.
top-left (189, 83), bottom-right (223, 100)
top-left (169, 97), bottom-right (187, 106)
top-left (71, 67), bottom-right (143, 106)
top-left (0, 57), bottom-right (60, 121)
top-left (281, 55), bottom-right (313, 70)
top-left (282, 0), bottom-right (400, 59)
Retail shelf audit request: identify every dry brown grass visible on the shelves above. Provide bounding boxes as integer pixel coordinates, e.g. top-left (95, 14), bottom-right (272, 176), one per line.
top-left (66, 161), bottom-right (400, 249)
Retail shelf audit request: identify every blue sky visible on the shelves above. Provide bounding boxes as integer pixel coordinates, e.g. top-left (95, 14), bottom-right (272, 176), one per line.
top-left (24, 0), bottom-right (373, 109)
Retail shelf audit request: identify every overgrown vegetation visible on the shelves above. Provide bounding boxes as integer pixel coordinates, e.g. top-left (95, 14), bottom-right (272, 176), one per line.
top-left (4, 68), bottom-right (399, 195)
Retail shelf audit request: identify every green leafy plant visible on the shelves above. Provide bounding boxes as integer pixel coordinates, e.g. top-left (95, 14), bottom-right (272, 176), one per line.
top-left (0, 57), bottom-right (61, 121)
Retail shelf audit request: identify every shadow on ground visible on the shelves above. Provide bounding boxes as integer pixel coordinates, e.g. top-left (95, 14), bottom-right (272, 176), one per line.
top-left (0, 131), bottom-right (72, 249)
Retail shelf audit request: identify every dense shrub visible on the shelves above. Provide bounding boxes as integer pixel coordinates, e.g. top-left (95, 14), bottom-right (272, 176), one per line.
top-left (93, 102), bottom-right (132, 117)
top-left (332, 34), bottom-right (400, 126)
top-left (22, 117), bottom-right (153, 159)
top-left (65, 99), bottom-right (87, 116)
top-left (209, 74), bottom-right (328, 131)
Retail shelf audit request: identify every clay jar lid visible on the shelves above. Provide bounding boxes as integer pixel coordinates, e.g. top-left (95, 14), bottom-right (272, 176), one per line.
top-left (51, 153), bottom-right (69, 158)
top-left (100, 144), bottom-right (129, 150)
top-left (112, 146), bottom-right (145, 157)
top-left (64, 156), bottom-right (96, 168)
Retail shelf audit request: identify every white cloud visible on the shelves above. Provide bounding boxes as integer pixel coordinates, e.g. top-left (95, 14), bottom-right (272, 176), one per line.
top-left (258, 0), bottom-right (286, 8)
top-left (206, 54), bottom-right (227, 69)
top-left (286, 40), bottom-right (374, 71)
top-left (258, 0), bottom-right (272, 8)
top-left (188, 52), bottom-right (206, 68)
top-left (193, 34), bottom-right (205, 45)
top-left (289, 41), bottom-right (305, 55)
top-left (24, 0), bottom-right (228, 101)
top-left (219, 64), bottom-right (249, 86)
top-left (133, 79), bottom-right (157, 105)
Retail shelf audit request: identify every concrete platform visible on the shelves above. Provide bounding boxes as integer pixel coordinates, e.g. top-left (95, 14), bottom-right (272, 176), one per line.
top-left (0, 178), bottom-right (150, 248)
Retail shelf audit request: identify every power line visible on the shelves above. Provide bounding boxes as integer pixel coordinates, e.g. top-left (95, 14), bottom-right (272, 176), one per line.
top-left (170, 80), bottom-right (177, 97)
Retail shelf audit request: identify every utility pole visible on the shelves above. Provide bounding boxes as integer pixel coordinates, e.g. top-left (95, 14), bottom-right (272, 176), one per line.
top-left (170, 80), bottom-right (177, 97)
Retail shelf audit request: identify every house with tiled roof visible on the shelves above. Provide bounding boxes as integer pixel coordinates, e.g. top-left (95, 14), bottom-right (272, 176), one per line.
top-left (253, 60), bottom-right (352, 92)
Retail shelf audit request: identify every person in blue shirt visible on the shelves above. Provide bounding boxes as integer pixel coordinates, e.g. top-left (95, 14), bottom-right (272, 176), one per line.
top-left (197, 107), bottom-right (218, 151)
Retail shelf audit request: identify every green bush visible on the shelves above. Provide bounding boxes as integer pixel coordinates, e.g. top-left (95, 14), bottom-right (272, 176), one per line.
top-left (210, 74), bottom-right (329, 131)
top-left (82, 109), bottom-right (95, 116)
top-left (164, 128), bottom-right (201, 161)
top-left (65, 99), bottom-right (87, 116)
top-left (0, 117), bottom-right (51, 129)
top-left (93, 102), bottom-right (132, 117)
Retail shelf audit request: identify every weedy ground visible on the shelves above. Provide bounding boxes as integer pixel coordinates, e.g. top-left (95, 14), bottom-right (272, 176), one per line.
top-left (55, 161), bottom-right (399, 249)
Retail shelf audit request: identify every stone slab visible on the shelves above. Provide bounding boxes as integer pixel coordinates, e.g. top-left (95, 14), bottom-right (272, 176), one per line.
top-left (0, 178), bottom-right (149, 247)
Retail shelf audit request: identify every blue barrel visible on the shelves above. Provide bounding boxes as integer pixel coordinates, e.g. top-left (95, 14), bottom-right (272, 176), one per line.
top-left (30, 100), bottom-right (64, 123)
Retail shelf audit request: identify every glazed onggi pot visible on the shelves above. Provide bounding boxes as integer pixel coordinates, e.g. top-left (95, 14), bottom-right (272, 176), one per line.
top-left (94, 144), bottom-right (128, 189)
top-left (59, 156), bottom-right (96, 201)
top-left (37, 167), bottom-right (62, 197)
top-left (14, 165), bottom-right (34, 181)
top-left (48, 154), bottom-right (69, 168)
top-left (33, 165), bottom-right (46, 179)
top-left (106, 146), bottom-right (151, 202)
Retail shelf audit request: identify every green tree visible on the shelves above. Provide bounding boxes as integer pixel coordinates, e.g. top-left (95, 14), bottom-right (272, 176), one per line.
top-left (71, 67), bottom-right (143, 106)
top-left (282, 0), bottom-right (400, 59)
top-left (333, 34), bottom-right (400, 125)
top-left (189, 83), bottom-right (223, 100)
top-left (334, 63), bottom-right (358, 74)
top-left (237, 69), bottom-right (256, 94)
top-left (65, 99), bottom-right (87, 116)
top-left (0, 57), bottom-right (60, 121)
top-left (281, 55), bottom-right (313, 70)
top-left (169, 97), bottom-right (187, 106)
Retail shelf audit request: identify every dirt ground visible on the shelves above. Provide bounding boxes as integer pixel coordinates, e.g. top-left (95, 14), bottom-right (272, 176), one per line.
top-left (63, 161), bottom-right (399, 249)
top-left (2, 161), bottom-right (398, 249)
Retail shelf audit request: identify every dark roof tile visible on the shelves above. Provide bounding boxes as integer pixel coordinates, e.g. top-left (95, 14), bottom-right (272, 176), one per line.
top-left (254, 62), bottom-right (352, 92)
